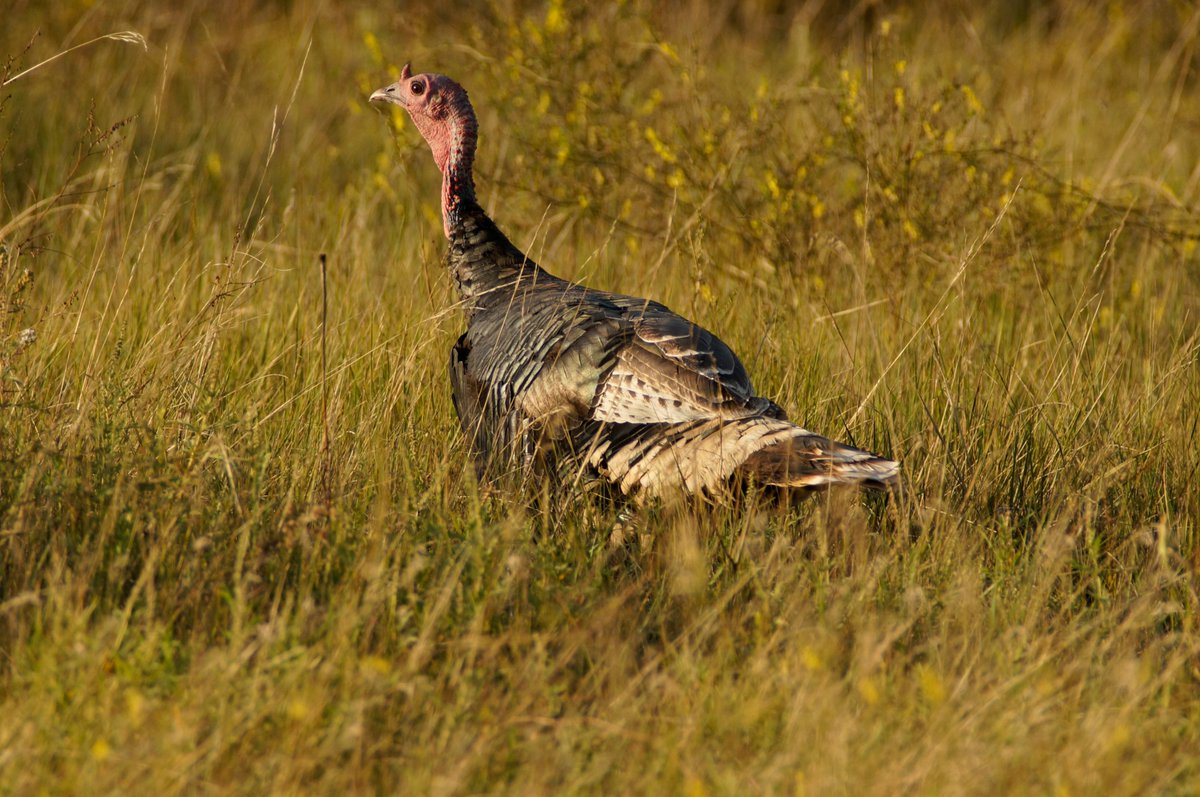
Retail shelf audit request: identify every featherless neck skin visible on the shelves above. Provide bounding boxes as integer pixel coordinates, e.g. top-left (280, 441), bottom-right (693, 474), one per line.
top-left (439, 108), bottom-right (477, 237)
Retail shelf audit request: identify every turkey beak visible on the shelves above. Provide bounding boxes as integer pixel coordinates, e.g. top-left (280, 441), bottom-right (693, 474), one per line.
top-left (369, 83), bottom-right (406, 107)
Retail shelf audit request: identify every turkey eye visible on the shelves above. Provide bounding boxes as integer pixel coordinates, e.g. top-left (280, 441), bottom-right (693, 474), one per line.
top-left (410, 80), bottom-right (424, 95)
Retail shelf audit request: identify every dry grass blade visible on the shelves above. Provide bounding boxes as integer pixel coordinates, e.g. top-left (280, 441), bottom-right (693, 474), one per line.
top-left (1, 30), bottom-right (147, 88)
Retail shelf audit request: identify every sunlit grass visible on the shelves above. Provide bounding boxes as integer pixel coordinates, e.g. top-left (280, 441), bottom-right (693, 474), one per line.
top-left (2, 1), bottom-right (1198, 794)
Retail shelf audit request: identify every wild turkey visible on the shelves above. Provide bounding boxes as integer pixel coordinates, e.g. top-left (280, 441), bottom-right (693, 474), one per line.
top-left (370, 65), bottom-right (899, 498)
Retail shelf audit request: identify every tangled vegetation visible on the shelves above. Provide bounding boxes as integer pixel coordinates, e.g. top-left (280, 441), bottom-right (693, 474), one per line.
top-left (2, 1), bottom-right (1198, 793)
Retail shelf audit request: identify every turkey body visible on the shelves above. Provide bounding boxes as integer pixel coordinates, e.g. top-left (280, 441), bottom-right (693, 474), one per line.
top-left (445, 203), bottom-right (899, 497)
top-left (369, 66), bottom-right (898, 498)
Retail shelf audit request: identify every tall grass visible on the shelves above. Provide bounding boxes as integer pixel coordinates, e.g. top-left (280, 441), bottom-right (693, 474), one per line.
top-left (2, 1), bottom-right (1198, 793)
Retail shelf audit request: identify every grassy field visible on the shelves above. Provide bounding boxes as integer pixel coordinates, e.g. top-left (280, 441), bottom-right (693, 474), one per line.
top-left (2, 0), bottom-right (1199, 793)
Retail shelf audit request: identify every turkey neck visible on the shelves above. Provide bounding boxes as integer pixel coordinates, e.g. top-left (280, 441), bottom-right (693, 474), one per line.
top-left (438, 108), bottom-right (560, 316)
top-left (446, 200), bottom-right (562, 320)
top-left (440, 107), bottom-right (477, 238)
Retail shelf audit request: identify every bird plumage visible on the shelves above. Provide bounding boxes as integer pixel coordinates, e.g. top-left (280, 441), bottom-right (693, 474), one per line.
top-left (370, 66), bottom-right (899, 498)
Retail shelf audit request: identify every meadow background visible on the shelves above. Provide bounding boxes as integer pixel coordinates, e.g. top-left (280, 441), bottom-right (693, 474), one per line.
top-left (2, 0), bottom-right (1199, 793)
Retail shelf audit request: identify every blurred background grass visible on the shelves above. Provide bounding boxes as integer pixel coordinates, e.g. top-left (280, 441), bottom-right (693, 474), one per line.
top-left (2, 0), bottom-right (1199, 794)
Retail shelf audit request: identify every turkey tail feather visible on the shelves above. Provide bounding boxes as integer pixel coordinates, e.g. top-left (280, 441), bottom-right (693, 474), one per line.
top-left (737, 431), bottom-right (900, 490)
top-left (588, 416), bottom-right (899, 497)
